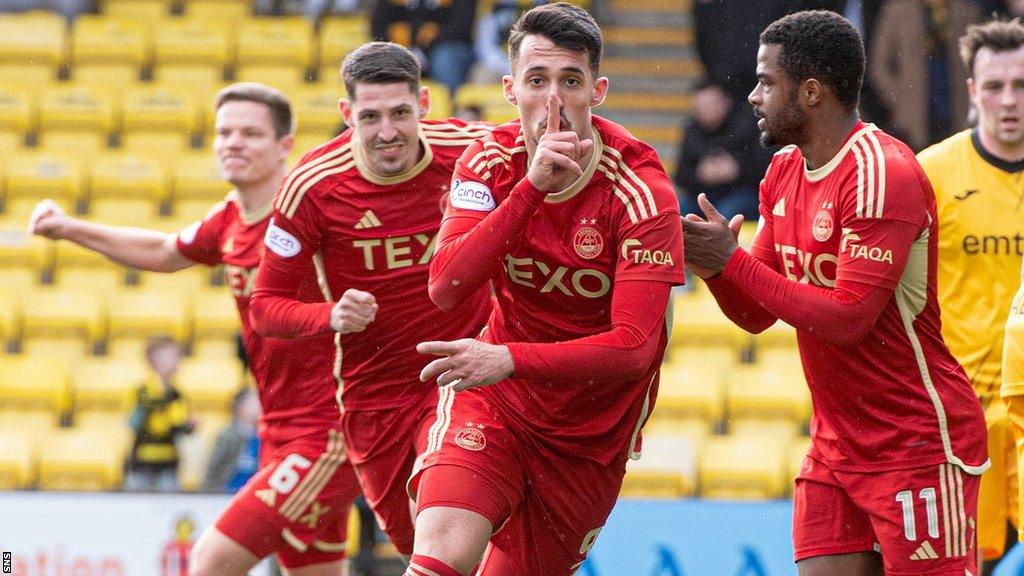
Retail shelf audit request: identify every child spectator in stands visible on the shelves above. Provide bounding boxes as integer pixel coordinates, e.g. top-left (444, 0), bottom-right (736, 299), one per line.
top-left (201, 387), bottom-right (259, 494)
top-left (674, 79), bottom-right (773, 221)
top-left (124, 336), bottom-right (195, 493)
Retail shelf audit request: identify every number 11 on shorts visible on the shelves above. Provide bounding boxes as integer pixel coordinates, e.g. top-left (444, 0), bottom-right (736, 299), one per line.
top-left (896, 488), bottom-right (939, 541)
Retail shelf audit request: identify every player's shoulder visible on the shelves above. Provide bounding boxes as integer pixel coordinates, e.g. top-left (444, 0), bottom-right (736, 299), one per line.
top-left (917, 129), bottom-right (972, 168)
top-left (592, 114), bottom-right (663, 166)
top-left (275, 132), bottom-right (357, 217)
top-left (422, 117), bottom-right (494, 167)
top-left (204, 191), bottom-right (238, 221)
top-left (459, 119), bottom-right (527, 182)
top-left (590, 115), bottom-right (680, 217)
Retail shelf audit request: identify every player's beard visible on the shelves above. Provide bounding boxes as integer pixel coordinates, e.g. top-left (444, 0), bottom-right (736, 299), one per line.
top-left (760, 95), bottom-right (808, 148)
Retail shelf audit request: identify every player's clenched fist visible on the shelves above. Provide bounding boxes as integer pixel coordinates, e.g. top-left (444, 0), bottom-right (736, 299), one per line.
top-left (330, 288), bottom-right (378, 334)
top-left (28, 199), bottom-right (71, 240)
top-left (527, 92), bottom-right (594, 192)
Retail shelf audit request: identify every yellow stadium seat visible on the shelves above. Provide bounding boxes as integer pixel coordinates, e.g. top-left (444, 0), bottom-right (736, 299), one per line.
top-left (0, 285), bottom-right (22, 343)
top-left (177, 409), bottom-right (225, 491)
top-left (154, 19), bottom-right (233, 68)
top-left (37, 428), bottom-right (125, 491)
top-left (136, 268), bottom-right (211, 294)
top-left (74, 410), bottom-right (133, 453)
top-left (177, 356), bottom-right (244, 411)
top-left (234, 64), bottom-right (306, 89)
top-left (0, 87), bottom-right (35, 135)
top-left (153, 65), bottom-right (226, 110)
top-left (423, 80), bottom-right (453, 119)
top-left (89, 152), bottom-right (168, 204)
top-left (72, 15), bottom-right (149, 68)
top-left (185, 0), bottom-right (251, 20)
top-left (752, 320), bottom-right (798, 352)
top-left (53, 267), bottom-right (128, 293)
top-left (20, 335), bottom-right (92, 363)
top-left (672, 289), bottom-right (750, 349)
top-left (191, 334), bottom-right (237, 358)
top-left (730, 417), bottom-right (801, 444)
top-left (73, 63), bottom-right (142, 103)
top-left (0, 63), bottom-right (57, 91)
top-left (121, 132), bottom-right (194, 163)
top-left (236, 16), bottom-right (313, 69)
top-left (107, 289), bottom-right (191, 341)
top-left (36, 132), bottom-right (110, 164)
top-left (4, 151), bottom-right (86, 205)
top-left (0, 428), bottom-right (36, 488)
top-left (74, 356), bottom-right (147, 412)
top-left (0, 224), bottom-right (53, 276)
top-left (53, 240), bottom-right (125, 271)
top-left (319, 16), bottom-right (368, 80)
top-left (699, 434), bottom-right (787, 499)
top-left (172, 151), bottom-right (231, 203)
top-left (291, 132), bottom-right (334, 164)
top-left (193, 287), bottom-right (240, 340)
top-left (106, 335), bottom-right (149, 360)
top-left (0, 408), bottom-right (60, 435)
top-left (101, 0), bottom-right (175, 19)
top-left (122, 86), bottom-right (201, 136)
top-left (622, 431), bottom-right (699, 497)
top-left (39, 85), bottom-right (117, 135)
top-left (0, 268), bottom-right (38, 292)
top-left (0, 11), bottom-right (66, 68)
top-left (758, 347), bottom-right (803, 369)
top-left (292, 83), bottom-right (345, 137)
top-left (725, 364), bottom-right (811, 424)
top-left (89, 198), bottom-right (161, 226)
top-left (654, 355), bottom-right (725, 429)
top-left (174, 198), bottom-right (223, 223)
top-left (454, 83), bottom-right (517, 124)
top-left (0, 131), bottom-right (26, 155)
top-left (22, 288), bottom-right (106, 343)
top-left (0, 355), bottom-right (70, 413)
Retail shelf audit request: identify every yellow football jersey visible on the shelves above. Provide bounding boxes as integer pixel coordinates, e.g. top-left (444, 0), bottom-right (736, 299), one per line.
top-left (1004, 275), bottom-right (1024, 396)
top-left (918, 129), bottom-right (1024, 398)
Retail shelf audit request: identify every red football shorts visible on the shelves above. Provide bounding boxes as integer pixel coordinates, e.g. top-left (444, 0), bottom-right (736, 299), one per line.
top-left (214, 427), bottom-right (362, 569)
top-left (793, 453), bottom-right (981, 576)
top-left (341, 397), bottom-right (436, 555)
top-left (410, 388), bottom-right (625, 576)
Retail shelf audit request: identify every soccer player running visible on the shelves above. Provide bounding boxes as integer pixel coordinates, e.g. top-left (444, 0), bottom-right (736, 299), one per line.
top-left (28, 83), bottom-right (361, 576)
top-left (681, 10), bottom-right (989, 576)
top-left (248, 43), bottom-right (492, 560)
top-left (917, 19), bottom-right (1024, 574)
top-left (407, 4), bottom-right (685, 575)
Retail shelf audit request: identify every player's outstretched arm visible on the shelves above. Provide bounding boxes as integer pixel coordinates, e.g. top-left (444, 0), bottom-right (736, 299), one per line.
top-left (28, 199), bottom-right (194, 273)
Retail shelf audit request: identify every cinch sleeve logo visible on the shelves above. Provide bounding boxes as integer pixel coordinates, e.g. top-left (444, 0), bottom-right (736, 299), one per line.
top-left (450, 179), bottom-right (496, 211)
top-left (264, 219), bottom-right (302, 257)
top-left (178, 221), bottom-right (201, 245)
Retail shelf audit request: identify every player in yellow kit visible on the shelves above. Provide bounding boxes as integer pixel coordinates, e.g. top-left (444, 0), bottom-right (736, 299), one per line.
top-left (917, 19), bottom-right (1024, 573)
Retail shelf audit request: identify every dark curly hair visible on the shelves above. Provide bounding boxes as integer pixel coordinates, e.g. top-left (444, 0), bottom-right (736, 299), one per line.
top-left (760, 10), bottom-right (864, 111)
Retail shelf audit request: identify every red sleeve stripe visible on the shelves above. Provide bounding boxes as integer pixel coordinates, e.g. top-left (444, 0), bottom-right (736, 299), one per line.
top-left (851, 130), bottom-right (887, 219)
top-left (276, 149), bottom-right (354, 218)
top-left (599, 146), bottom-right (659, 224)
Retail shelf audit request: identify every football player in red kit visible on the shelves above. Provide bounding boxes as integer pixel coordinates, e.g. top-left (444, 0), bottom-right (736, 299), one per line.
top-left (404, 4), bottom-right (685, 575)
top-left (682, 11), bottom-right (989, 576)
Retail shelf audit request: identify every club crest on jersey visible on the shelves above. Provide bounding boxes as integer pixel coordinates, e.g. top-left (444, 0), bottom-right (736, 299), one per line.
top-left (573, 221), bottom-right (603, 259)
top-left (450, 179), bottom-right (496, 211)
top-left (265, 219), bottom-right (301, 258)
top-left (454, 423), bottom-right (486, 451)
top-left (812, 210), bottom-right (834, 242)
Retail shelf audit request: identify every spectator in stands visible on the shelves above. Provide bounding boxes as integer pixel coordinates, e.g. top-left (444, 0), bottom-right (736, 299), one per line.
top-left (674, 79), bottom-right (772, 221)
top-left (473, 0), bottom-right (547, 80)
top-left (371, 0), bottom-right (477, 98)
top-left (200, 387), bottom-right (259, 494)
top-left (869, 0), bottom-right (982, 150)
top-left (0, 0), bottom-right (93, 19)
top-left (124, 336), bottom-right (195, 493)
top-left (694, 0), bottom-right (801, 103)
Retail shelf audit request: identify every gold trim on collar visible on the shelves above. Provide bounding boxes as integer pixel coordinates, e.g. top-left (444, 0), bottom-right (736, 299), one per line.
top-left (352, 127), bottom-right (433, 185)
top-left (544, 127), bottom-right (603, 204)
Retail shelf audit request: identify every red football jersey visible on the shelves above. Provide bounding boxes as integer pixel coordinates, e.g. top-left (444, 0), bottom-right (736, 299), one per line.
top-left (250, 119), bottom-right (493, 411)
top-left (750, 122), bottom-right (987, 473)
top-left (176, 193), bottom-right (339, 443)
top-left (441, 116), bottom-right (685, 464)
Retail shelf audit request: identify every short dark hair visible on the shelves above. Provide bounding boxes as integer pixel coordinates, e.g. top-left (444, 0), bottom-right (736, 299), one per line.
top-left (215, 82), bottom-right (295, 138)
top-left (341, 41), bottom-right (421, 99)
top-left (509, 2), bottom-right (603, 77)
top-left (760, 10), bottom-right (864, 111)
top-left (959, 18), bottom-right (1024, 75)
